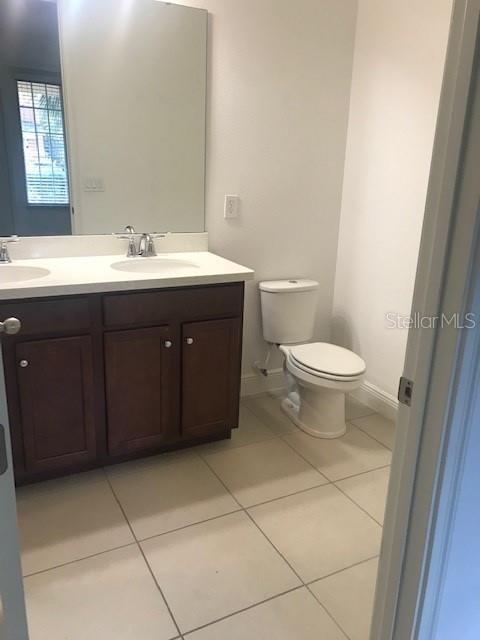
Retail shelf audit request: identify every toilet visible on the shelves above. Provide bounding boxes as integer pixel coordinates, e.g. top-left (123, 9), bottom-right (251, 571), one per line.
top-left (259, 279), bottom-right (366, 438)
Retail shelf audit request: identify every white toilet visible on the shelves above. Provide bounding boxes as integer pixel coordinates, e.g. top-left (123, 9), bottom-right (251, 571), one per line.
top-left (259, 279), bottom-right (366, 438)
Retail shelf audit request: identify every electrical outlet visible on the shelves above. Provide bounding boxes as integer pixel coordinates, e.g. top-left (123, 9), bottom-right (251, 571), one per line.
top-left (224, 194), bottom-right (240, 219)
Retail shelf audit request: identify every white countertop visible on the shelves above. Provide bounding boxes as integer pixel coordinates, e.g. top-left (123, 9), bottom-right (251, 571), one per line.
top-left (0, 251), bottom-right (255, 301)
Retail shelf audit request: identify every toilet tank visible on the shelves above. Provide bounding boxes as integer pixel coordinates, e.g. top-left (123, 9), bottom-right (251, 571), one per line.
top-left (259, 279), bottom-right (319, 344)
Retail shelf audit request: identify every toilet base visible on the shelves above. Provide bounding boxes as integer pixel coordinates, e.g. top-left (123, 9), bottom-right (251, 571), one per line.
top-left (281, 386), bottom-right (347, 439)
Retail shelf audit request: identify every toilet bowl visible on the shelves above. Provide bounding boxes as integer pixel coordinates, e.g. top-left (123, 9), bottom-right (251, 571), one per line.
top-left (279, 342), bottom-right (365, 438)
top-left (259, 279), bottom-right (366, 439)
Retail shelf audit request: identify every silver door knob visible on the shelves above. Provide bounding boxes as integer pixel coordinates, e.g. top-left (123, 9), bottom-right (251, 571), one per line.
top-left (0, 317), bottom-right (21, 335)
top-left (186, 337), bottom-right (194, 345)
top-left (19, 360), bottom-right (29, 368)
top-left (164, 340), bottom-right (172, 348)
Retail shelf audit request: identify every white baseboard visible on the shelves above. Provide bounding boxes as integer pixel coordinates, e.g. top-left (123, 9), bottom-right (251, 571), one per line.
top-left (350, 380), bottom-right (399, 422)
top-left (241, 370), bottom-right (399, 422)
top-left (241, 368), bottom-right (285, 397)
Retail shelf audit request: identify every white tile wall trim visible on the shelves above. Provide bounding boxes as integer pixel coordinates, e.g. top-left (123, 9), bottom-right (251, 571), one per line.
top-left (351, 381), bottom-right (399, 422)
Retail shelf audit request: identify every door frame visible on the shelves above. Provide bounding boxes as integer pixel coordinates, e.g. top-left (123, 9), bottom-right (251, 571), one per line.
top-left (371, 0), bottom-right (480, 637)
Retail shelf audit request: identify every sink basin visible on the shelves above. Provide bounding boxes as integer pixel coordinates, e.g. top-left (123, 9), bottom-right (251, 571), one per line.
top-left (0, 265), bottom-right (50, 284)
top-left (111, 257), bottom-right (199, 274)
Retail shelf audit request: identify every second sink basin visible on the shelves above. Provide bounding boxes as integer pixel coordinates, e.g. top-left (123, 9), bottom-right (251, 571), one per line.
top-left (111, 257), bottom-right (199, 274)
top-left (0, 265), bottom-right (50, 284)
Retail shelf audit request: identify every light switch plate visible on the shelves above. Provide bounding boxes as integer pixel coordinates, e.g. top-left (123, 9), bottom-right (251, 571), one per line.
top-left (224, 194), bottom-right (240, 219)
top-left (83, 177), bottom-right (105, 192)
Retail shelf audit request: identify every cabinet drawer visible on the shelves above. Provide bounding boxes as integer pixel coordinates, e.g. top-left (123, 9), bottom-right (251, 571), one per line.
top-left (0, 297), bottom-right (91, 337)
top-left (103, 283), bottom-right (243, 327)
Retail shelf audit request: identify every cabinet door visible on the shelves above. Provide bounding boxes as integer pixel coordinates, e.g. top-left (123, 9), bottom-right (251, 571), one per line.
top-left (104, 326), bottom-right (177, 456)
top-left (16, 336), bottom-right (97, 474)
top-left (182, 318), bottom-right (241, 439)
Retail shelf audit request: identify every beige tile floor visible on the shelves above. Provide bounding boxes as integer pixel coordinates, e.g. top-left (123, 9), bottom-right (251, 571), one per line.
top-left (18, 393), bottom-right (394, 640)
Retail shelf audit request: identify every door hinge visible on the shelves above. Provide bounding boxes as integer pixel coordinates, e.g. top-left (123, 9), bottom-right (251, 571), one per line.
top-left (398, 376), bottom-right (414, 407)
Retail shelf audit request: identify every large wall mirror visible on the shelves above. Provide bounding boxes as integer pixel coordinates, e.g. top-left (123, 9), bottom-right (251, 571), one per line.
top-left (0, 0), bottom-right (207, 236)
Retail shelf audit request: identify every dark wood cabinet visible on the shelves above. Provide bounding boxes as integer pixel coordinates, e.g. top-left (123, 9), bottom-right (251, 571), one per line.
top-left (105, 326), bottom-right (177, 455)
top-left (15, 336), bottom-right (97, 474)
top-left (182, 318), bottom-right (241, 439)
top-left (1, 282), bottom-right (244, 484)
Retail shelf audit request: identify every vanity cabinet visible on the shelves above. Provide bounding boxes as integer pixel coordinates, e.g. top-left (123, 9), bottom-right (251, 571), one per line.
top-left (1, 282), bottom-right (244, 484)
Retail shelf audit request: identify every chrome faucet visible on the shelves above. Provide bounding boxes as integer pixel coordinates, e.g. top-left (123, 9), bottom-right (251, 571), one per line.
top-left (115, 227), bottom-right (166, 257)
top-left (0, 236), bottom-right (19, 263)
top-left (138, 233), bottom-right (157, 257)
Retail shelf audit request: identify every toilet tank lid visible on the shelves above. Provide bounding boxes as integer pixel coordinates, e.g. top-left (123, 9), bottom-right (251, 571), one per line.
top-left (259, 279), bottom-right (319, 293)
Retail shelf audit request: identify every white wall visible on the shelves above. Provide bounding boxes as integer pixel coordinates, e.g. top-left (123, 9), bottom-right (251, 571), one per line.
top-left (332, 0), bottom-right (452, 399)
top-left (172, 0), bottom-right (358, 376)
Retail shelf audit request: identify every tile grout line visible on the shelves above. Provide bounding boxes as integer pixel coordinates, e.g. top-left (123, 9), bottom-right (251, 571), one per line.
top-left (305, 583), bottom-right (352, 640)
top-left (277, 431), bottom-right (388, 529)
top-left (22, 541), bottom-right (139, 580)
top-left (305, 553), bottom-right (380, 586)
top-left (179, 553), bottom-right (383, 638)
top-left (136, 508), bottom-right (244, 544)
top-left (102, 469), bottom-right (185, 640)
top-left (197, 452), bottom-right (351, 640)
top-left (244, 463), bottom-right (389, 505)
top-left (328, 463), bottom-right (391, 483)
top-left (181, 585), bottom-right (305, 637)
top-left (333, 482), bottom-right (385, 529)
top-left (236, 481), bottom-right (329, 510)
top-left (348, 420), bottom-right (394, 452)
top-left (278, 427), bottom-right (391, 485)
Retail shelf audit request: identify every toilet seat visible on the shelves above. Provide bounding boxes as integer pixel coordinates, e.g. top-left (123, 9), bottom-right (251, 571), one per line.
top-left (285, 342), bottom-right (366, 382)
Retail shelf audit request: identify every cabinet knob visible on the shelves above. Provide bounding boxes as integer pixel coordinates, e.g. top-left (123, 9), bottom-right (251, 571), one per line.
top-left (0, 317), bottom-right (21, 335)
top-left (186, 337), bottom-right (194, 345)
top-left (164, 340), bottom-right (173, 349)
top-left (19, 359), bottom-right (29, 368)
